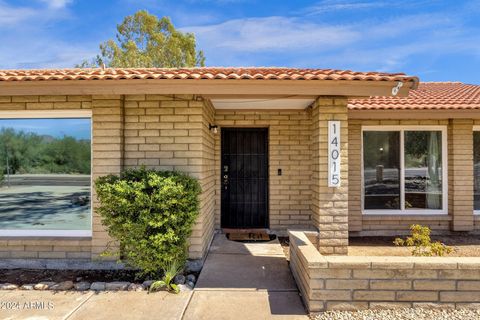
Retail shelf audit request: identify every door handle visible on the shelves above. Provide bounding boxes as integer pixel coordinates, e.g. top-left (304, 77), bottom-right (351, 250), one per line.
top-left (223, 165), bottom-right (229, 189)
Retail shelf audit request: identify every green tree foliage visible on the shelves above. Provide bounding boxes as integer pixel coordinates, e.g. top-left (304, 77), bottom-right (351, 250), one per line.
top-left (94, 168), bottom-right (201, 276)
top-left (394, 224), bottom-right (453, 256)
top-left (77, 10), bottom-right (205, 68)
top-left (0, 128), bottom-right (91, 175)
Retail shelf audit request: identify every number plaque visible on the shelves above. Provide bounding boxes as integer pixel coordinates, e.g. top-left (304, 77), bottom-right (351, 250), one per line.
top-left (328, 121), bottom-right (341, 187)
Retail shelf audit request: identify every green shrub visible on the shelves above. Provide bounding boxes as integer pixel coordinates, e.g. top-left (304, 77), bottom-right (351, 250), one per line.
top-left (394, 224), bottom-right (453, 257)
top-left (95, 167), bottom-right (201, 276)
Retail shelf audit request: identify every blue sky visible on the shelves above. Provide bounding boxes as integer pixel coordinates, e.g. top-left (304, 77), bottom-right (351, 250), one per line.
top-left (0, 0), bottom-right (479, 83)
top-left (0, 119), bottom-right (91, 139)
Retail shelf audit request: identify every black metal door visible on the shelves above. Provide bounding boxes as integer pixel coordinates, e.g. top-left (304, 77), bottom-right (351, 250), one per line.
top-left (221, 128), bottom-right (268, 229)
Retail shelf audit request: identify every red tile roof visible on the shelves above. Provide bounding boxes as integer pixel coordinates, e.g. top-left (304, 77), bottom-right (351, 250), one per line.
top-left (0, 67), bottom-right (418, 84)
top-left (349, 82), bottom-right (480, 110)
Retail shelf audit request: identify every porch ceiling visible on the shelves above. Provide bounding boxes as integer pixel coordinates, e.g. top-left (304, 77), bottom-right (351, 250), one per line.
top-left (211, 98), bottom-right (314, 109)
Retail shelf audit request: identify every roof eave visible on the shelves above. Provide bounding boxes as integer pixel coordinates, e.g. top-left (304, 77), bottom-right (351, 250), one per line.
top-left (0, 78), bottom-right (416, 97)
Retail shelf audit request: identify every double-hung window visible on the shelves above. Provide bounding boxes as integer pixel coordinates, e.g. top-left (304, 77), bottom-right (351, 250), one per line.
top-left (362, 126), bottom-right (447, 215)
top-left (0, 111), bottom-right (92, 236)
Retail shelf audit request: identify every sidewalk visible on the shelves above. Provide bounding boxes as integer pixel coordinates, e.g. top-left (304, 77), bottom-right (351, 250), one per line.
top-left (0, 290), bottom-right (193, 320)
top-left (0, 234), bottom-right (307, 320)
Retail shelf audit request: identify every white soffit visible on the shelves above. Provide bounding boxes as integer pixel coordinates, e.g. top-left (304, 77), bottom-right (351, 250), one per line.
top-left (211, 98), bottom-right (314, 110)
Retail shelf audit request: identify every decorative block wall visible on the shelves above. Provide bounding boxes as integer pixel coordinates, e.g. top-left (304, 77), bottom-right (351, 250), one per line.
top-left (290, 230), bottom-right (480, 312)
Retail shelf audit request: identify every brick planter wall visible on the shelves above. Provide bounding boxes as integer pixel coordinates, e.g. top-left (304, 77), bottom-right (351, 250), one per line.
top-left (289, 230), bottom-right (480, 312)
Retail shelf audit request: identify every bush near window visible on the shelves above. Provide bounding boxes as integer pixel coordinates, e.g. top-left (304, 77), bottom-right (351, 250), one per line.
top-left (95, 168), bottom-right (200, 276)
top-left (394, 224), bottom-right (453, 257)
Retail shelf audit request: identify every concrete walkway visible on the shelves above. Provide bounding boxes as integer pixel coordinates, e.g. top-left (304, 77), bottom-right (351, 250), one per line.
top-left (182, 234), bottom-right (308, 320)
top-left (0, 234), bottom-right (307, 320)
top-left (0, 290), bottom-right (193, 320)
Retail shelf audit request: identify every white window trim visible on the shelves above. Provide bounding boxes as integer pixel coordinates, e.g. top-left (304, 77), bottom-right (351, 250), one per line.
top-left (361, 125), bottom-right (448, 215)
top-left (473, 126), bottom-right (480, 215)
top-left (0, 110), bottom-right (93, 237)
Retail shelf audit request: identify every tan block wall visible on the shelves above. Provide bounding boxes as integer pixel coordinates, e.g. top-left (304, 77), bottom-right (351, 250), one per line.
top-left (213, 109), bottom-right (313, 232)
top-left (120, 94), bottom-right (215, 259)
top-left (0, 94), bottom-right (215, 261)
top-left (91, 95), bottom-right (124, 260)
top-left (311, 98), bottom-right (349, 254)
top-left (348, 119), bottom-right (476, 235)
top-left (449, 119), bottom-right (474, 231)
top-left (290, 230), bottom-right (480, 312)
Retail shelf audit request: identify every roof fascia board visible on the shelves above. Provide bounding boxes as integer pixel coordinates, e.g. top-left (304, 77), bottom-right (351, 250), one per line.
top-left (0, 79), bottom-right (413, 97)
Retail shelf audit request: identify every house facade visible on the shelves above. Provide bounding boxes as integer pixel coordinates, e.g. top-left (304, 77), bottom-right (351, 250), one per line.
top-left (0, 68), bottom-right (478, 264)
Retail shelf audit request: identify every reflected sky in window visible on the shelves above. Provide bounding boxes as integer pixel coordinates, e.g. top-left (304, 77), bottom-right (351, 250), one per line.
top-left (0, 118), bottom-right (90, 139)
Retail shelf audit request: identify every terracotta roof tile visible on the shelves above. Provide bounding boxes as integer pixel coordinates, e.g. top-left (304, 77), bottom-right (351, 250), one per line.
top-left (0, 67), bottom-right (418, 84)
top-left (349, 82), bottom-right (480, 110)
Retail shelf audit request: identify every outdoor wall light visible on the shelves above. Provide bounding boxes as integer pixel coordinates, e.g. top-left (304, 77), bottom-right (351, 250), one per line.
top-left (209, 124), bottom-right (218, 134)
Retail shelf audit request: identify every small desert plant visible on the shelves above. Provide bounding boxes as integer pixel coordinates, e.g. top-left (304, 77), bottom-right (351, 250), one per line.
top-left (394, 224), bottom-right (453, 256)
top-left (149, 260), bottom-right (183, 294)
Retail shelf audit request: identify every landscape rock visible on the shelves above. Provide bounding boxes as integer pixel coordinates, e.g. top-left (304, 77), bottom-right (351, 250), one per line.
top-left (51, 281), bottom-right (74, 291)
top-left (174, 275), bottom-right (186, 285)
top-left (142, 280), bottom-right (154, 289)
top-left (185, 260), bottom-right (203, 273)
top-left (74, 282), bottom-right (91, 291)
top-left (20, 284), bottom-right (35, 290)
top-left (0, 283), bottom-right (19, 290)
top-left (177, 284), bottom-right (193, 292)
top-left (76, 277), bottom-right (83, 282)
top-left (186, 274), bottom-right (196, 283)
top-left (90, 282), bottom-right (106, 291)
top-left (314, 307), bottom-right (480, 320)
top-left (186, 281), bottom-right (195, 289)
top-left (127, 283), bottom-right (144, 291)
top-left (34, 282), bottom-right (56, 290)
top-left (105, 281), bottom-right (130, 291)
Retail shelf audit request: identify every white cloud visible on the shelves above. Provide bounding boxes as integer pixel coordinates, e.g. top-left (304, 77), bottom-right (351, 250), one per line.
top-left (186, 16), bottom-right (359, 52)
top-left (39, 0), bottom-right (72, 9)
top-left (0, 1), bottom-right (37, 26)
top-left (303, 0), bottom-right (388, 15)
top-left (0, 0), bottom-right (94, 69)
top-left (183, 9), bottom-right (480, 72)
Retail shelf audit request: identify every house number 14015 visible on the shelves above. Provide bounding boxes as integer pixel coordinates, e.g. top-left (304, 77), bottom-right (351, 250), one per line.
top-left (328, 121), bottom-right (341, 187)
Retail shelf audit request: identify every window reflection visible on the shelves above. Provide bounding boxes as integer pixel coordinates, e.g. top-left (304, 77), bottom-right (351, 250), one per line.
top-left (363, 131), bottom-right (400, 209)
top-left (404, 131), bottom-right (442, 210)
top-left (0, 118), bottom-right (91, 231)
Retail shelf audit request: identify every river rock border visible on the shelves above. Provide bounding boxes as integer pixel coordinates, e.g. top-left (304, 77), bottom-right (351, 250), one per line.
top-left (0, 273), bottom-right (197, 292)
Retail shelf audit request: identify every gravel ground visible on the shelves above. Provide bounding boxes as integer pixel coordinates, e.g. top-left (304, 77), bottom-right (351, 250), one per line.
top-left (313, 308), bottom-right (480, 320)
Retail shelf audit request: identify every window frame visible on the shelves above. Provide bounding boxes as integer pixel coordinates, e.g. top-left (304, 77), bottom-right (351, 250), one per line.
top-left (473, 126), bottom-right (480, 215)
top-left (361, 125), bottom-right (448, 215)
top-left (0, 110), bottom-right (93, 237)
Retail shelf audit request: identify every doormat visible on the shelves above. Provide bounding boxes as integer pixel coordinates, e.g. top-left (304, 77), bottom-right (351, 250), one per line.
top-left (226, 233), bottom-right (276, 243)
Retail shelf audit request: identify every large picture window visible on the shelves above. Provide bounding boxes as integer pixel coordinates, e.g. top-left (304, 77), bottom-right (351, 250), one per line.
top-left (0, 113), bottom-right (92, 236)
top-left (362, 126), bottom-right (447, 214)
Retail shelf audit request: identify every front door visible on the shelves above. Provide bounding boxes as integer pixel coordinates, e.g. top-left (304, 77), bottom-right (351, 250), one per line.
top-left (221, 128), bottom-right (268, 229)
